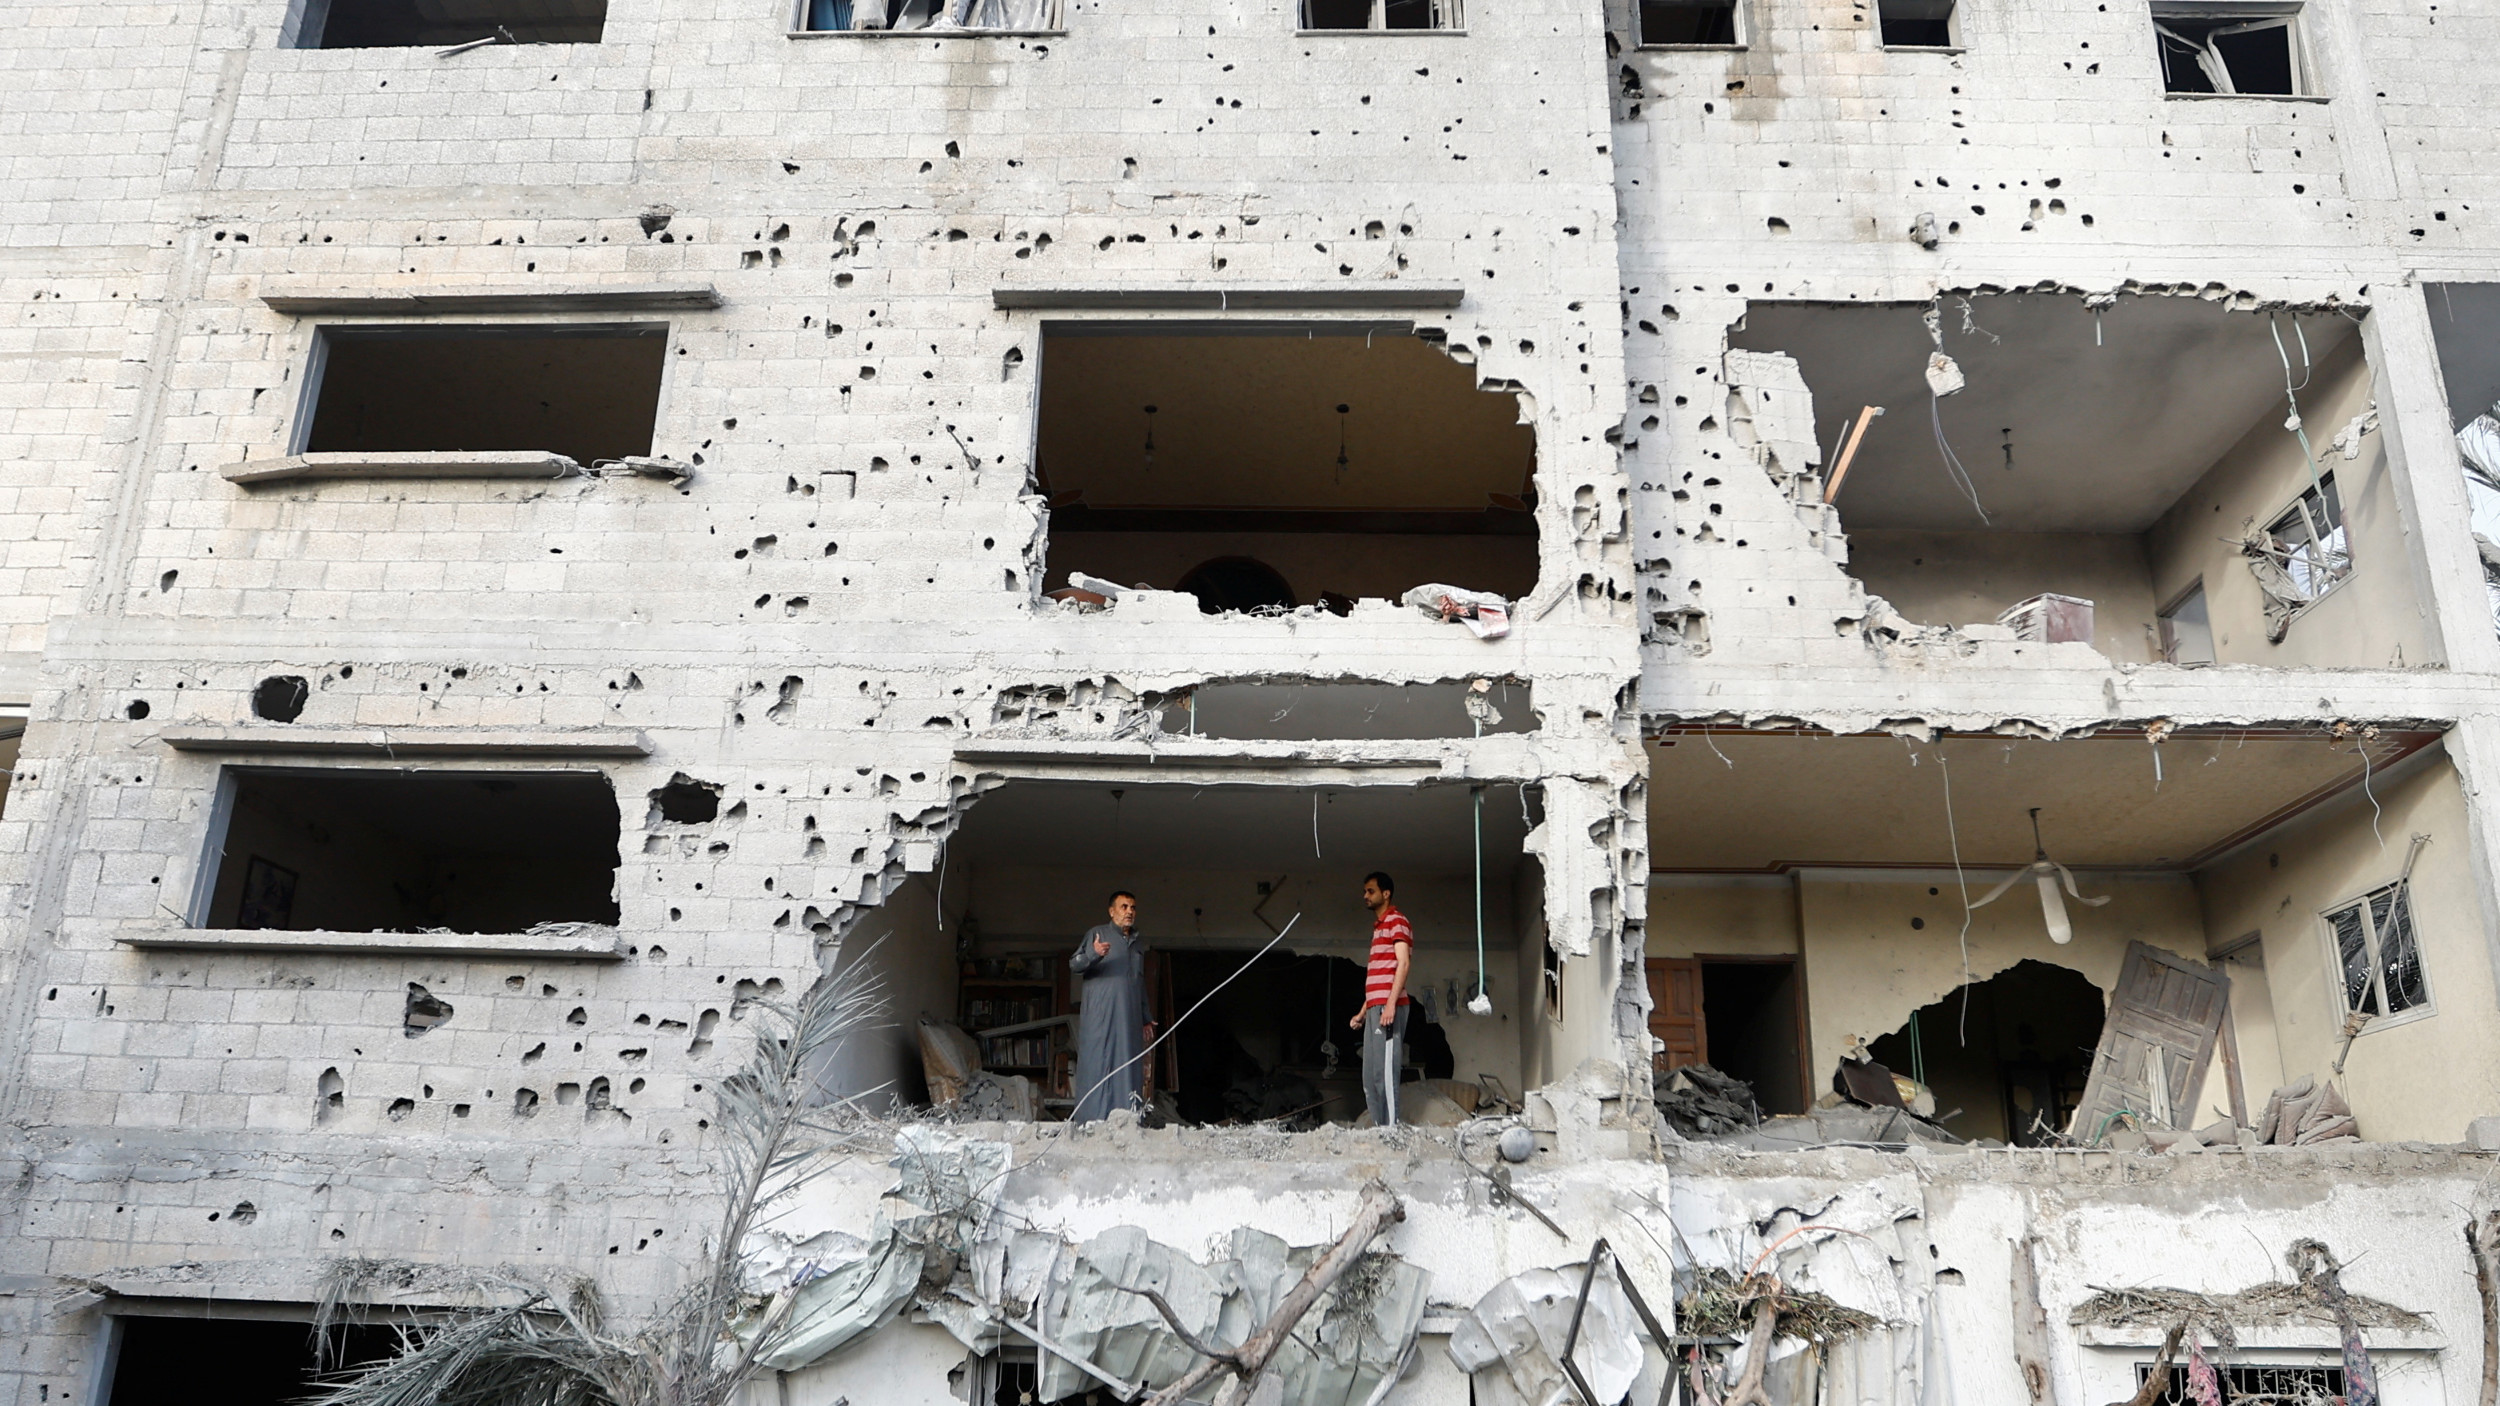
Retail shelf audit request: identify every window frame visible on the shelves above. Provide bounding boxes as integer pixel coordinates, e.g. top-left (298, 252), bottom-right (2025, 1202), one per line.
top-left (1636, 0), bottom-right (1747, 50)
top-left (2149, 1), bottom-right (2317, 99)
top-left (2257, 469), bottom-right (2353, 617)
top-left (1875, 0), bottom-right (1960, 52)
top-left (1297, 0), bottom-right (1465, 33)
top-left (287, 319), bottom-right (673, 459)
top-left (2154, 579), bottom-right (2215, 664)
top-left (2319, 878), bottom-right (2434, 1032)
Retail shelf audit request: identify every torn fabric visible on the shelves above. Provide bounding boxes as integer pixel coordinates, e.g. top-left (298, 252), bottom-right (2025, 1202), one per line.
top-left (1448, 1260), bottom-right (1645, 1406)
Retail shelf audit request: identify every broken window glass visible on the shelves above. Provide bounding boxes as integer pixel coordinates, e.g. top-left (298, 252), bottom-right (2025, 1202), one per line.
top-left (2151, 7), bottom-right (2305, 96)
top-left (1877, 0), bottom-right (1954, 47)
top-left (1300, 0), bottom-right (1459, 28)
top-left (2154, 582), bottom-right (2215, 664)
top-left (2326, 881), bottom-right (2428, 1022)
top-left (291, 0), bottom-right (606, 49)
top-left (2265, 471), bottom-right (2349, 599)
top-left (810, 0), bottom-right (1060, 29)
top-left (1640, 0), bottom-right (1739, 45)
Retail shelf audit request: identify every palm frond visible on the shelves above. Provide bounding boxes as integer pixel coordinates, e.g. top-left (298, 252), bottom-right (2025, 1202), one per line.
top-left (305, 953), bottom-right (890, 1406)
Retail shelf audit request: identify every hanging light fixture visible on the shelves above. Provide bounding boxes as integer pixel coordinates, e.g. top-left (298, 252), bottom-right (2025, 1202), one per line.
top-left (1968, 807), bottom-right (2108, 945)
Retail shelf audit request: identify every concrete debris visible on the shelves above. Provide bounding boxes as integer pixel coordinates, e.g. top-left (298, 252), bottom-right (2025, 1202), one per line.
top-left (2255, 1075), bottom-right (2360, 1145)
top-left (1400, 584), bottom-right (1510, 639)
top-left (594, 455), bottom-right (694, 485)
top-left (1723, 349), bottom-right (1822, 489)
top-left (1923, 351), bottom-right (1965, 398)
top-left (1695, 1104), bottom-right (1963, 1152)
top-left (1653, 1062), bottom-right (1759, 1139)
top-left (1448, 1259), bottom-right (1648, 1406)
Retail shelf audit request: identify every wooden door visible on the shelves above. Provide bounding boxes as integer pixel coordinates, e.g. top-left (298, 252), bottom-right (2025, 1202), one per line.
top-left (1645, 958), bottom-right (1707, 1072)
top-left (2068, 941), bottom-right (2231, 1138)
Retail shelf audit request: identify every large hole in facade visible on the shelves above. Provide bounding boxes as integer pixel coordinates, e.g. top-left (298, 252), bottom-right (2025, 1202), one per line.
top-left (1034, 323), bottom-right (1538, 615)
top-left (289, 0), bottom-right (607, 48)
top-left (300, 324), bottom-right (664, 467)
top-left (200, 768), bottom-right (621, 932)
top-left (1730, 295), bottom-right (2407, 665)
top-left (104, 1314), bottom-right (406, 1406)
top-left (1645, 724), bottom-right (2468, 1145)
top-left (818, 778), bottom-right (1549, 1126)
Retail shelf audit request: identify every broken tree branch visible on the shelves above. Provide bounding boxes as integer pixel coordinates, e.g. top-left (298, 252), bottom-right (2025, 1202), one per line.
top-left (1718, 1297), bottom-right (1781, 1406)
top-left (1145, 1182), bottom-right (1404, 1406)
top-left (2467, 1213), bottom-right (2500, 1406)
top-left (2010, 1234), bottom-right (2060, 1406)
top-left (1110, 1283), bottom-right (1243, 1368)
top-left (2104, 1322), bottom-right (2184, 1406)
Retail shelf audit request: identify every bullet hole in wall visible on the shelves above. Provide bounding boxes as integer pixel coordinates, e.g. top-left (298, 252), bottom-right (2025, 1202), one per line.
top-left (126, 700), bottom-right (150, 720)
top-left (653, 775), bottom-right (721, 824)
top-left (403, 983), bottom-right (454, 1037)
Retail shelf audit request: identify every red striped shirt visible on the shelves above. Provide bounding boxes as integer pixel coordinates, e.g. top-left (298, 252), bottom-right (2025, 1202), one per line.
top-left (1365, 905), bottom-right (1413, 1007)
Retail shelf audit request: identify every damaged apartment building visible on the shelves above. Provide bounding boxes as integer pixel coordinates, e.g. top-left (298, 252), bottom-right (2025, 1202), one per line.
top-left (13, 0), bottom-right (2500, 1400)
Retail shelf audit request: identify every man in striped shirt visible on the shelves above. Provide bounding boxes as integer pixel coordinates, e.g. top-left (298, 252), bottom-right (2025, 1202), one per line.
top-left (1350, 871), bottom-right (1412, 1127)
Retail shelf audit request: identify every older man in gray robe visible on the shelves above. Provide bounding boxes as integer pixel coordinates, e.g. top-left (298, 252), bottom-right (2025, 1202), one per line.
top-left (1068, 890), bottom-right (1151, 1123)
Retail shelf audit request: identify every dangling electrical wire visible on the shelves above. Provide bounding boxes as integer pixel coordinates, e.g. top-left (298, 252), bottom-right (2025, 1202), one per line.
top-left (1939, 750), bottom-right (1976, 1045)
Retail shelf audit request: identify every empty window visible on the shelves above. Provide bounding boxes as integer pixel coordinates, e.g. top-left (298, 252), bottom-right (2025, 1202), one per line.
top-left (106, 1313), bottom-right (407, 1406)
top-left (2326, 881), bottom-right (2427, 1021)
top-left (1640, 0), bottom-right (1738, 44)
top-left (201, 769), bottom-right (621, 933)
top-left (1877, 0), bottom-right (1954, 46)
top-left (1301, 0), bottom-right (1459, 30)
top-left (288, 0), bottom-right (606, 49)
top-left (300, 325), bottom-right (665, 468)
top-left (2152, 6), bottom-right (2305, 95)
top-left (2155, 582), bottom-right (2214, 664)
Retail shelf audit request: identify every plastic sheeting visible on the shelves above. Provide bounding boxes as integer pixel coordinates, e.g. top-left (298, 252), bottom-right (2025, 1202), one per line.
top-left (1448, 1260), bottom-right (1646, 1406)
top-left (762, 1131), bottom-right (1430, 1406)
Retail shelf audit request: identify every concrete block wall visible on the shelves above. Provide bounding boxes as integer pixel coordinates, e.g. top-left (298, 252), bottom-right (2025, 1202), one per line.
top-left (0, 0), bottom-right (1652, 1399)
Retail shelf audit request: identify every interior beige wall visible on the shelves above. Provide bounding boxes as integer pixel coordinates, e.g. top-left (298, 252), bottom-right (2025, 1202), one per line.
top-left (2193, 752), bottom-right (2497, 1142)
top-left (1644, 877), bottom-right (1800, 958)
top-left (969, 860), bottom-right (1527, 1095)
top-left (1794, 872), bottom-right (2210, 1090)
top-left (822, 868), bottom-right (964, 1106)
top-left (1844, 530), bottom-right (2159, 661)
top-left (1049, 530), bottom-right (1539, 607)
top-left (2145, 333), bottom-right (2428, 669)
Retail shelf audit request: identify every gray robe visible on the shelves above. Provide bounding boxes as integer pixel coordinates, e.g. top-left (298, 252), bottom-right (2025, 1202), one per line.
top-left (1068, 922), bottom-right (1147, 1123)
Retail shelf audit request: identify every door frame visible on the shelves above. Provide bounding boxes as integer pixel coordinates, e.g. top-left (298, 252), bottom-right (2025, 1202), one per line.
top-left (1693, 952), bottom-right (1813, 1114)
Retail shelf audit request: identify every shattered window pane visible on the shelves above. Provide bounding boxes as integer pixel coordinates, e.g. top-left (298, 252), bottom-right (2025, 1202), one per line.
top-left (2265, 471), bottom-right (2350, 601)
top-left (2370, 883), bottom-right (2428, 1014)
top-left (1300, 0), bottom-right (1459, 28)
top-left (2327, 902), bottom-right (2377, 1016)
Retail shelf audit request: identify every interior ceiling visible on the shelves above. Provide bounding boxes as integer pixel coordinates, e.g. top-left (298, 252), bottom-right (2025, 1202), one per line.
top-left (1729, 297), bottom-right (2361, 532)
top-left (954, 780), bottom-right (1534, 876)
top-left (1645, 728), bottom-right (2436, 871)
top-left (1036, 327), bottom-right (1535, 511)
top-left (2428, 283), bottom-right (2500, 431)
